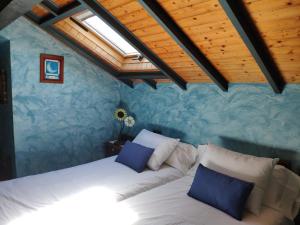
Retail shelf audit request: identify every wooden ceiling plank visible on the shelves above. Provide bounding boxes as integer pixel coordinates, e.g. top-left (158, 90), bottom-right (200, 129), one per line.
top-left (78, 0), bottom-right (187, 90)
top-left (125, 6), bottom-right (224, 32)
top-left (123, 1), bottom-right (219, 28)
top-left (98, 0), bottom-right (134, 12)
top-left (31, 5), bottom-right (51, 17)
top-left (219, 0), bottom-right (285, 93)
top-left (52, 0), bottom-right (76, 8)
top-left (140, 0), bottom-right (228, 91)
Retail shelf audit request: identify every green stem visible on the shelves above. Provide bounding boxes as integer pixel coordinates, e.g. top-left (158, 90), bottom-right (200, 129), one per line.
top-left (118, 121), bottom-right (124, 140)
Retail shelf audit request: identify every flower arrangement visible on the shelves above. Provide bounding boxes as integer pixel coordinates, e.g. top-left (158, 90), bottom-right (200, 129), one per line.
top-left (114, 108), bottom-right (127, 121)
top-left (114, 108), bottom-right (135, 140)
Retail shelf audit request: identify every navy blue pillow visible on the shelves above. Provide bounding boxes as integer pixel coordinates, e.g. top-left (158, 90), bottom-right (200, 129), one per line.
top-left (187, 164), bottom-right (254, 220)
top-left (115, 141), bottom-right (154, 173)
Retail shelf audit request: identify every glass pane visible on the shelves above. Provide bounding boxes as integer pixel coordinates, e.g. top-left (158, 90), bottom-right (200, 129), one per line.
top-left (83, 16), bottom-right (139, 56)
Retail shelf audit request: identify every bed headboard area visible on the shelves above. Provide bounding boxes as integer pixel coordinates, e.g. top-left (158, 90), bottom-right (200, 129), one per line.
top-left (147, 127), bottom-right (300, 174)
top-left (219, 136), bottom-right (300, 175)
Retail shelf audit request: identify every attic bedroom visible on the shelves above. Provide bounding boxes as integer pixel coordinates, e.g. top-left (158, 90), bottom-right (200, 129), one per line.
top-left (0, 0), bottom-right (299, 224)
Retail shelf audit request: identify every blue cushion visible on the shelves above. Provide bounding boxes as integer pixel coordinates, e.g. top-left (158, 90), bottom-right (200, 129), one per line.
top-left (115, 141), bottom-right (154, 173)
top-left (187, 164), bottom-right (254, 220)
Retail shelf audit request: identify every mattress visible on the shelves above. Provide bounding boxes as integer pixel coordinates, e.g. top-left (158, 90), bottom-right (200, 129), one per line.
top-left (119, 176), bottom-right (294, 225)
top-left (0, 156), bottom-right (183, 225)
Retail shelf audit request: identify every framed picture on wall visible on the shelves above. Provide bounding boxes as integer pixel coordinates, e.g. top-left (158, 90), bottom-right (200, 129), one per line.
top-left (40, 54), bottom-right (64, 84)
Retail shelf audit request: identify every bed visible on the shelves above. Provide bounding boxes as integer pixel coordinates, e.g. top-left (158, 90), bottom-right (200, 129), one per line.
top-left (3, 172), bottom-right (294, 225)
top-left (119, 175), bottom-right (293, 225)
top-left (0, 130), bottom-right (298, 225)
top-left (0, 155), bottom-right (183, 225)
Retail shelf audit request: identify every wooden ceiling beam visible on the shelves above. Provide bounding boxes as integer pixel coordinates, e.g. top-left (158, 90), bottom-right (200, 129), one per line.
top-left (143, 79), bottom-right (157, 89)
top-left (40, 0), bottom-right (59, 16)
top-left (118, 71), bottom-right (165, 80)
top-left (40, 1), bottom-right (84, 27)
top-left (77, 0), bottom-right (187, 90)
top-left (0, 0), bottom-right (42, 30)
top-left (139, 0), bottom-right (228, 92)
top-left (219, 0), bottom-right (285, 93)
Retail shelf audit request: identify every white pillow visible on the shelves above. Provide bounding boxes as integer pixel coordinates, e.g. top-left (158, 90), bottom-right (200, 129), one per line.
top-left (133, 129), bottom-right (180, 171)
top-left (133, 129), bottom-right (177, 148)
top-left (263, 165), bottom-right (300, 220)
top-left (201, 144), bottom-right (278, 215)
top-left (165, 142), bottom-right (198, 174)
top-left (147, 139), bottom-right (179, 171)
top-left (187, 144), bottom-right (208, 176)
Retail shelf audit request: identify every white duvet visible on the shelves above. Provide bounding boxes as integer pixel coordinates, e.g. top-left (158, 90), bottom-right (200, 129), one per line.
top-left (0, 156), bottom-right (183, 225)
top-left (121, 176), bottom-right (293, 225)
top-left (5, 175), bottom-right (291, 225)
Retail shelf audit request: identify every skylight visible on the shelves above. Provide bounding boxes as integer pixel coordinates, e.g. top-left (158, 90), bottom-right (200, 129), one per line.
top-left (83, 16), bottom-right (139, 56)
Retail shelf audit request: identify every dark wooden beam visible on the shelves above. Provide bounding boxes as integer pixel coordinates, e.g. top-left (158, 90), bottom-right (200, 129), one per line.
top-left (0, 0), bottom-right (42, 30)
top-left (58, 1), bottom-right (82, 14)
top-left (118, 71), bottom-right (166, 80)
top-left (78, 0), bottom-right (187, 90)
top-left (25, 11), bottom-right (42, 24)
top-left (139, 0), bottom-right (228, 91)
top-left (40, 1), bottom-right (84, 27)
top-left (219, 0), bottom-right (285, 93)
top-left (119, 79), bottom-right (134, 88)
top-left (143, 79), bottom-right (157, 89)
top-left (40, 0), bottom-right (59, 16)
top-left (70, 17), bottom-right (89, 32)
top-left (26, 15), bottom-right (134, 88)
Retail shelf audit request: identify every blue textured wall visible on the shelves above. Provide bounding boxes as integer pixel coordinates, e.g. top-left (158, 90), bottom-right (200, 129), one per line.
top-left (1, 17), bottom-right (300, 176)
top-left (0, 18), bottom-right (121, 177)
top-left (121, 83), bottom-right (300, 172)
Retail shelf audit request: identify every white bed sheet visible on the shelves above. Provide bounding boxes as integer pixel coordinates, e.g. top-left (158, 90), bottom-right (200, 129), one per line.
top-left (120, 176), bottom-right (293, 225)
top-left (0, 156), bottom-right (183, 225)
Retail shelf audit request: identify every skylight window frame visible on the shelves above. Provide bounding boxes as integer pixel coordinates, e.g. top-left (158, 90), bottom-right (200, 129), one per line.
top-left (76, 11), bottom-right (140, 58)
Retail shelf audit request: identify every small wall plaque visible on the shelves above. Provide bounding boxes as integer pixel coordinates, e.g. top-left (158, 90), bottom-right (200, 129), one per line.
top-left (0, 69), bottom-right (8, 104)
top-left (40, 54), bottom-right (64, 84)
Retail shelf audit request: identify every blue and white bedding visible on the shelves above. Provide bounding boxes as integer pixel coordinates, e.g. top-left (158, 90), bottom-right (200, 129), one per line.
top-left (0, 137), bottom-right (298, 225)
top-left (118, 176), bottom-right (293, 225)
top-left (4, 175), bottom-right (291, 225)
top-left (0, 156), bottom-right (183, 224)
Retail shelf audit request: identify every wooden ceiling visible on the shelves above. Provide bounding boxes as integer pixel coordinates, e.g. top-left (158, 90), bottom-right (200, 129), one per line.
top-left (26, 0), bottom-right (300, 91)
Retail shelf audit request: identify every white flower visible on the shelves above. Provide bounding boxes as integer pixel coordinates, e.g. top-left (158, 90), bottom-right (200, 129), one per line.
top-left (124, 116), bottom-right (135, 127)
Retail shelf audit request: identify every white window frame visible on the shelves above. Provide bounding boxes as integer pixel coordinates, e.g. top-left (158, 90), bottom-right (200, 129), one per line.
top-left (76, 11), bottom-right (140, 57)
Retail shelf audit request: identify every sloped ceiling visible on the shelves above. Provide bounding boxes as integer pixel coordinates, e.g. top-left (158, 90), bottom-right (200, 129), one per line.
top-left (8, 0), bottom-right (300, 91)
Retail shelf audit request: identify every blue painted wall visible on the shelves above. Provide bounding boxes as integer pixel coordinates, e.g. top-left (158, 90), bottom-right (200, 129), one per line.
top-left (1, 17), bottom-right (299, 176)
top-left (121, 83), bottom-right (300, 172)
top-left (0, 18), bottom-right (121, 177)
